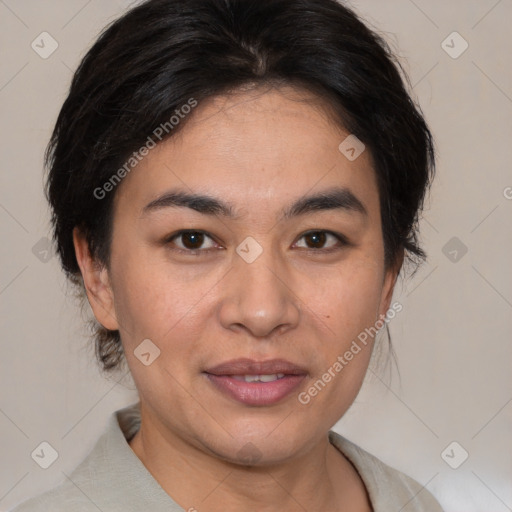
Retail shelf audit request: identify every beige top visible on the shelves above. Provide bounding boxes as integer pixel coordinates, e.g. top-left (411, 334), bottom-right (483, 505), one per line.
top-left (10, 402), bottom-right (444, 512)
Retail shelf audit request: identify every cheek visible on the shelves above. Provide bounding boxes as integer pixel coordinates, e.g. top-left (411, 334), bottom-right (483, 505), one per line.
top-left (112, 240), bottom-right (385, 347)
top-left (295, 267), bottom-right (384, 425)
top-left (110, 251), bottom-right (213, 398)
top-left (307, 259), bottom-right (385, 343)
top-left (294, 260), bottom-right (384, 408)
top-left (109, 246), bottom-right (210, 346)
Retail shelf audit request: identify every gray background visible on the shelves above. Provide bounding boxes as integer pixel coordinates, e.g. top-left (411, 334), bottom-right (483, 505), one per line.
top-left (1, 0), bottom-right (511, 510)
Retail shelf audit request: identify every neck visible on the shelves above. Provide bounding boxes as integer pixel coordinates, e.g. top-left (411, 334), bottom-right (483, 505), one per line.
top-left (128, 412), bottom-right (371, 512)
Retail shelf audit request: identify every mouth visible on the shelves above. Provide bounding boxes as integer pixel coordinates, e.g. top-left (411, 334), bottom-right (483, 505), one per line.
top-left (203, 358), bottom-right (308, 406)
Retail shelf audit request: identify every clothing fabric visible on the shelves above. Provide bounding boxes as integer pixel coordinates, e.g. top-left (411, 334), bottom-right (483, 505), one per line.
top-left (10, 402), bottom-right (444, 511)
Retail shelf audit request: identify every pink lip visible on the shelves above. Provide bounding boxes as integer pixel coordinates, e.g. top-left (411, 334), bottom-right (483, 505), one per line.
top-left (204, 358), bottom-right (308, 406)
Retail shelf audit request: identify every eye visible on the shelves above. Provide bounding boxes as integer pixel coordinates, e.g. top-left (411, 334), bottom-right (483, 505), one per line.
top-left (164, 229), bottom-right (348, 256)
top-left (166, 230), bottom-right (221, 254)
top-left (294, 230), bottom-right (348, 251)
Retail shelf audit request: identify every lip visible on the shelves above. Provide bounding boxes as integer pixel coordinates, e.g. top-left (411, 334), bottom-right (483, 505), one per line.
top-left (204, 358), bottom-right (308, 376)
top-left (204, 358), bottom-right (308, 406)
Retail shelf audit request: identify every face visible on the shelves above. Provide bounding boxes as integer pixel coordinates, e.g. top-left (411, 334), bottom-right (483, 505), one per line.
top-left (76, 86), bottom-right (398, 465)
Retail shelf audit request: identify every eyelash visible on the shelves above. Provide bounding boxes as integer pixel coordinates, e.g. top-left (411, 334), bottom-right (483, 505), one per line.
top-left (163, 229), bottom-right (350, 256)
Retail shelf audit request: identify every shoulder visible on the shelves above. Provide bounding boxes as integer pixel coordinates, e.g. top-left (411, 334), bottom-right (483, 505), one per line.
top-left (329, 431), bottom-right (444, 511)
top-left (10, 412), bottom-right (115, 511)
top-left (9, 402), bottom-right (177, 512)
top-left (8, 482), bottom-right (97, 512)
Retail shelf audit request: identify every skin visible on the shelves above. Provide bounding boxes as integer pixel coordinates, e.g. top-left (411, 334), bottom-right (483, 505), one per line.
top-left (74, 85), bottom-right (401, 512)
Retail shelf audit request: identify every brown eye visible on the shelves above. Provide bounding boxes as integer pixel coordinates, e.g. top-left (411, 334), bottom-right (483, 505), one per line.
top-left (304, 231), bottom-right (327, 249)
top-left (180, 232), bottom-right (205, 250)
top-left (294, 230), bottom-right (348, 251)
top-left (167, 230), bottom-right (219, 253)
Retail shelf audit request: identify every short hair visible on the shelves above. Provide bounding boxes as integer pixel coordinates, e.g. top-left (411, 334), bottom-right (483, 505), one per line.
top-left (45, 0), bottom-right (435, 373)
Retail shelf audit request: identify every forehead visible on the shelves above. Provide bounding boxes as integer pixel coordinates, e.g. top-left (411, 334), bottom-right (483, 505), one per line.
top-left (113, 86), bottom-right (380, 222)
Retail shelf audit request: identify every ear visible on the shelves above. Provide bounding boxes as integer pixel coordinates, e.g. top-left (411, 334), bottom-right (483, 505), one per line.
top-left (378, 249), bottom-right (404, 318)
top-left (72, 227), bottom-right (120, 331)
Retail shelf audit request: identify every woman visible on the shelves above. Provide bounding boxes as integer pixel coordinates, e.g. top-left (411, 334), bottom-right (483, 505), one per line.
top-left (11, 0), bottom-right (443, 510)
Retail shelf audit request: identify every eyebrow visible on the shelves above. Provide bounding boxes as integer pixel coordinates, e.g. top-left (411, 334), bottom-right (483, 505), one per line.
top-left (141, 186), bottom-right (367, 220)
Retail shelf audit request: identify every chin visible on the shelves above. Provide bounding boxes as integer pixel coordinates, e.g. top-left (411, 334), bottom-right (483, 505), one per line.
top-left (202, 423), bottom-right (313, 467)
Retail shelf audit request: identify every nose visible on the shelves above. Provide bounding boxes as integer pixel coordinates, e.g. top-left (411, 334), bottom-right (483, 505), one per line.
top-left (218, 246), bottom-right (301, 338)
